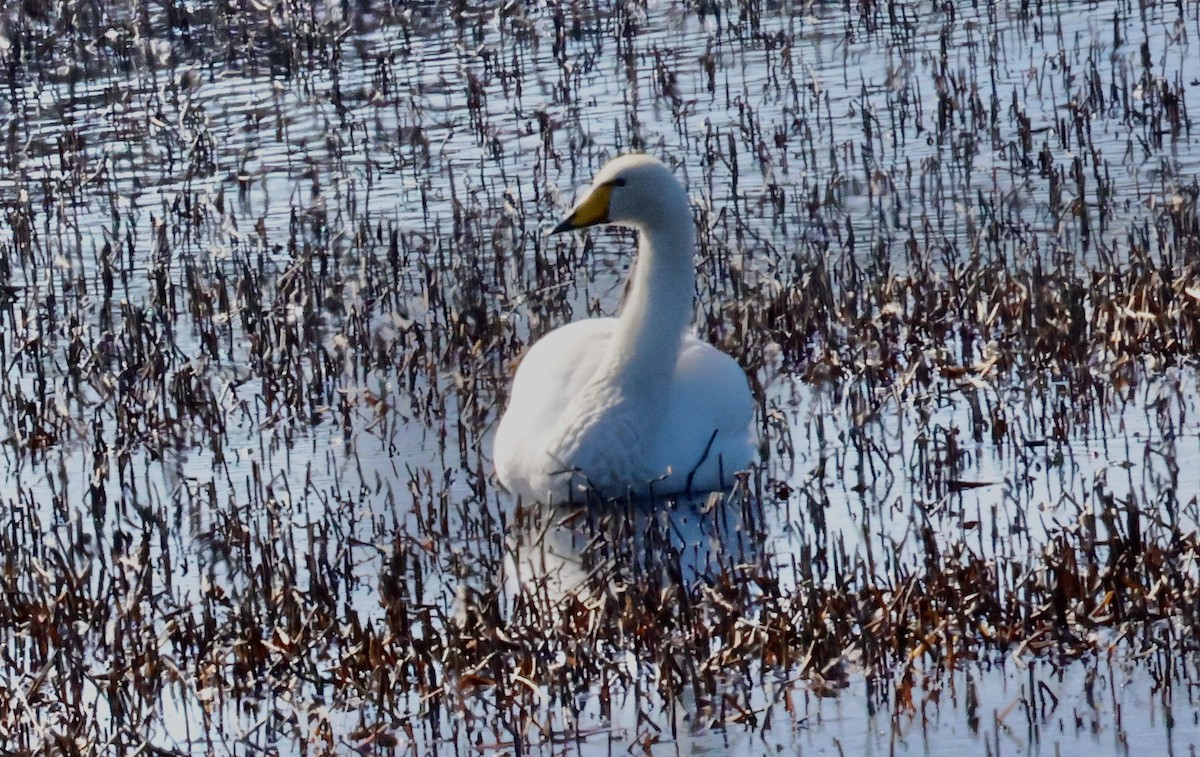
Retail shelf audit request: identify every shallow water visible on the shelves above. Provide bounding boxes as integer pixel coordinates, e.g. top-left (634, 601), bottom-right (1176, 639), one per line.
top-left (2, 0), bottom-right (1200, 753)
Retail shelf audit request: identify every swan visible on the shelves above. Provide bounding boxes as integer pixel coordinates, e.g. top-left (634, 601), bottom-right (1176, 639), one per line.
top-left (493, 154), bottom-right (755, 504)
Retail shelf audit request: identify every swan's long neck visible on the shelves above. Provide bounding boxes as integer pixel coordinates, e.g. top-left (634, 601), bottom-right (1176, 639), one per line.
top-left (602, 214), bottom-right (695, 394)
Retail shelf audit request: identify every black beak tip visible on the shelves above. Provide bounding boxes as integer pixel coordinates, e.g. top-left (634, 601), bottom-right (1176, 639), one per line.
top-left (549, 217), bottom-right (575, 235)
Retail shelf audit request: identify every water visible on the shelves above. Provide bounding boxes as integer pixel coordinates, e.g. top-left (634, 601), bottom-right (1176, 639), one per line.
top-left (2, 0), bottom-right (1200, 753)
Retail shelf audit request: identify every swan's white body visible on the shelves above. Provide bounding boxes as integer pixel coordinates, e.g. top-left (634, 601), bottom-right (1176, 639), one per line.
top-left (493, 155), bottom-right (755, 504)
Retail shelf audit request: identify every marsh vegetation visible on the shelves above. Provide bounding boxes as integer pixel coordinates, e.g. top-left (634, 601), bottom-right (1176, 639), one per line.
top-left (1, 0), bottom-right (1200, 753)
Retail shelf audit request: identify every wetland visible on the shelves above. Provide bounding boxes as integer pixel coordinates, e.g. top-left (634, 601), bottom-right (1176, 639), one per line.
top-left (2, 0), bottom-right (1200, 754)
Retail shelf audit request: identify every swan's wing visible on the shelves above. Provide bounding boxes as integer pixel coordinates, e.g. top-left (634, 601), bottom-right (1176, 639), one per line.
top-left (493, 318), bottom-right (616, 487)
top-left (647, 336), bottom-right (755, 494)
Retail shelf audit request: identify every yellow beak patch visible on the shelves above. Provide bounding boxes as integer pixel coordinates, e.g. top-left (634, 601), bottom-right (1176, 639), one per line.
top-left (551, 182), bottom-right (615, 233)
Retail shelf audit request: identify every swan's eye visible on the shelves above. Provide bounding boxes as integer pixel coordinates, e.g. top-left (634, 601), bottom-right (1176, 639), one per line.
top-left (611, 178), bottom-right (627, 187)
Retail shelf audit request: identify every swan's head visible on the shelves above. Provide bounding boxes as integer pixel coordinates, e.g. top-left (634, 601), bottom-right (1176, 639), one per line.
top-left (551, 154), bottom-right (690, 234)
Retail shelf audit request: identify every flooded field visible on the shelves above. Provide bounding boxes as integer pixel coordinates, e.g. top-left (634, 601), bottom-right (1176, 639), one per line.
top-left (2, 0), bottom-right (1200, 753)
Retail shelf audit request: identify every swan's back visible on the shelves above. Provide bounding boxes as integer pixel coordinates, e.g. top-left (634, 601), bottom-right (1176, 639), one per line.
top-left (646, 338), bottom-right (754, 495)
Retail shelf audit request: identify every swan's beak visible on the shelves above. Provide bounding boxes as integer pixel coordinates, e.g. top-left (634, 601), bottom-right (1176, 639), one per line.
top-left (550, 182), bottom-right (614, 234)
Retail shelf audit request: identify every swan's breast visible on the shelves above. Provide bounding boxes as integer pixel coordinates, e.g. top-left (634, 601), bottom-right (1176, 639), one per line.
top-left (543, 382), bottom-right (658, 495)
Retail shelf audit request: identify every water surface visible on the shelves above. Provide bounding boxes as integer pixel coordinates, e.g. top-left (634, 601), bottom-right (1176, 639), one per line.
top-left (2, 0), bottom-right (1200, 753)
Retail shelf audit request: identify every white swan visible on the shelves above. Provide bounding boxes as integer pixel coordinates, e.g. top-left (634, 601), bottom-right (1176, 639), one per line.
top-left (493, 154), bottom-right (755, 504)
